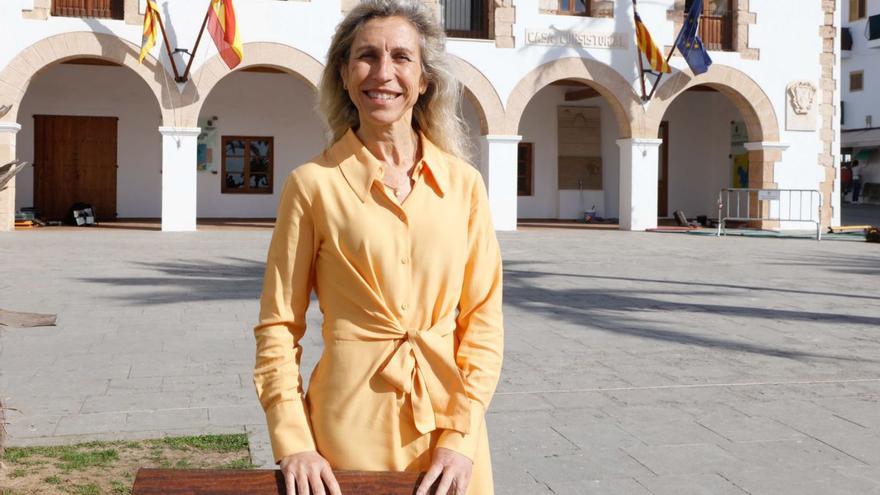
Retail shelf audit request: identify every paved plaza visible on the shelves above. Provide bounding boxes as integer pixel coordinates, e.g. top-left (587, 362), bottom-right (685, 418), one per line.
top-left (1, 226), bottom-right (879, 494)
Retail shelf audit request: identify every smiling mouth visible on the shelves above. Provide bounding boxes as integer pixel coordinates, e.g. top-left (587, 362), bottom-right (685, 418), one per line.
top-left (364, 90), bottom-right (401, 101)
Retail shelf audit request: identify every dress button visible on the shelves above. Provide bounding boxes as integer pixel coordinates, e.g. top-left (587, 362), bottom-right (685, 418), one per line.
top-left (401, 257), bottom-right (409, 264)
top-left (401, 303), bottom-right (409, 311)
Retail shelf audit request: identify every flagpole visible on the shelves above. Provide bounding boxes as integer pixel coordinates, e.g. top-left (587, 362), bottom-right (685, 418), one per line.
top-left (631, 0), bottom-right (648, 101)
top-left (179, 2), bottom-right (212, 83)
top-left (645, 3), bottom-right (690, 102)
top-left (154, 7), bottom-right (182, 81)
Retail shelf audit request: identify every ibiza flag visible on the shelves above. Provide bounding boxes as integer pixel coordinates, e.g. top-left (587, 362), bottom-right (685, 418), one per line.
top-left (675, 0), bottom-right (713, 75)
top-left (208, 0), bottom-right (243, 69)
top-left (138, 0), bottom-right (161, 63)
top-left (634, 13), bottom-right (670, 74)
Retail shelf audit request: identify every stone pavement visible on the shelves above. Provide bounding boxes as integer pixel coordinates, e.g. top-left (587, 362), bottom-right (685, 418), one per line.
top-left (1, 227), bottom-right (879, 494)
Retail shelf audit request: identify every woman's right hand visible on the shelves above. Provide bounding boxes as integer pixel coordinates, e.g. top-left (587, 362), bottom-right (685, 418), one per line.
top-left (279, 451), bottom-right (342, 495)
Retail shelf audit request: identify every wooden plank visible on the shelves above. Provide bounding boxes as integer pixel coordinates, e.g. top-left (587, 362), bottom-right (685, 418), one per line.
top-left (132, 468), bottom-right (451, 495)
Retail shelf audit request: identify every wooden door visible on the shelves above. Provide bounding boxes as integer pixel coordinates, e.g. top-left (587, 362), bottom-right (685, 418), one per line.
top-left (34, 115), bottom-right (118, 221)
top-left (658, 121), bottom-right (669, 217)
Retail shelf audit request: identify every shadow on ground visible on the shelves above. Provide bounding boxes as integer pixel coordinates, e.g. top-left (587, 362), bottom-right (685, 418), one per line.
top-left (76, 254), bottom-right (879, 363)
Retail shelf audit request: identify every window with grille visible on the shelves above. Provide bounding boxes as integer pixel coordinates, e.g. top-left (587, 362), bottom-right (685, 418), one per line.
top-left (221, 137), bottom-right (274, 194)
top-left (684, 0), bottom-right (734, 51)
top-left (51, 0), bottom-right (124, 19)
top-left (442, 0), bottom-right (490, 39)
top-left (557, 0), bottom-right (591, 16)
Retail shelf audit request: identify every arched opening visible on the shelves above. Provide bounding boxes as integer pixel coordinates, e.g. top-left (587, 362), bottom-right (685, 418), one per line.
top-left (15, 57), bottom-right (164, 221)
top-left (515, 80), bottom-right (626, 220)
top-left (505, 59), bottom-right (641, 222)
top-left (656, 85), bottom-right (750, 219)
top-left (646, 66), bottom-right (781, 226)
top-left (0, 32), bottom-right (177, 228)
top-left (194, 65), bottom-right (325, 218)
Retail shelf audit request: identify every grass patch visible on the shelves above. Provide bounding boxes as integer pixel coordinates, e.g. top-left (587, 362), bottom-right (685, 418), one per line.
top-left (1, 434), bottom-right (253, 494)
top-left (219, 457), bottom-right (255, 470)
top-left (57, 448), bottom-right (119, 472)
top-left (160, 433), bottom-right (248, 453)
top-left (43, 474), bottom-right (62, 484)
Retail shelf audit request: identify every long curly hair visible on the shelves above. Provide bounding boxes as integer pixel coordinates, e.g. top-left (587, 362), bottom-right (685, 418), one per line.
top-left (318, 0), bottom-right (469, 159)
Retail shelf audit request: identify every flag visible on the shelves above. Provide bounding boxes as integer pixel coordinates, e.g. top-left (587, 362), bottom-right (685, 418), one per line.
top-left (634, 13), bottom-right (671, 74)
top-left (138, 0), bottom-right (161, 63)
top-left (675, 0), bottom-right (713, 75)
top-left (208, 0), bottom-right (243, 69)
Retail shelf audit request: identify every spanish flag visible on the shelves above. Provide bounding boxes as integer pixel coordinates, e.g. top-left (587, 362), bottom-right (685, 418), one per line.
top-left (634, 13), bottom-right (670, 74)
top-left (208, 0), bottom-right (243, 69)
top-left (138, 0), bottom-right (161, 63)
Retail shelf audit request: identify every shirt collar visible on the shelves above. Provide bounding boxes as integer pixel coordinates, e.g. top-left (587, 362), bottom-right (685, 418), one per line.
top-left (332, 128), bottom-right (448, 202)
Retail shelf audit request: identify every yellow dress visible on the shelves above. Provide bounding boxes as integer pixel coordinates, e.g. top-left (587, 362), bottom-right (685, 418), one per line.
top-left (253, 129), bottom-right (503, 494)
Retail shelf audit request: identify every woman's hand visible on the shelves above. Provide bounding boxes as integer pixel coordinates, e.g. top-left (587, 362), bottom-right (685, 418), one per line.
top-left (416, 447), bottom-right (473, 495)
top-left (279, 451), bottom-right (342, 495)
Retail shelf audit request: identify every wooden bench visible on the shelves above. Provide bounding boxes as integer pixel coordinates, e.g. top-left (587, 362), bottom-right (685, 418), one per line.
top-left (132, 468), bottom-right (450, 494)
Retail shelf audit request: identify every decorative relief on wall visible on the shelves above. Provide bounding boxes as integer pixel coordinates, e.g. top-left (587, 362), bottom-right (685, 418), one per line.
top-left (557, 106), bottom-right (602, 190)
top-left (785, 80), bottom-right (817, 131)
top-left (0, 105), bottom-right (11, 119)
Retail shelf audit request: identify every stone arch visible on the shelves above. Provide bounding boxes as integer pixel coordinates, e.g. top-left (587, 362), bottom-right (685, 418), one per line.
top-left (0, 32), bottom-right (174, 125)
top-left (646, 65), bottom-right (784, 226)
top-left (644, 64), bottom-right (779, 142)
top-left (447, 56), bottom-right (505, 135)
top-left (502, 57), bottom-right (643, 138)
top-left (180, 42), bottom-right (325, 127)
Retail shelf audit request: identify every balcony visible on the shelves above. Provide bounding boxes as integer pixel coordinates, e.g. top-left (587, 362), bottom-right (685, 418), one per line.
top-left (442, 0), bottom-right (490, 40)
top-left (52, 0), bottom-right (124, 19)
top-left (700, 10), bottom-right (734, 51)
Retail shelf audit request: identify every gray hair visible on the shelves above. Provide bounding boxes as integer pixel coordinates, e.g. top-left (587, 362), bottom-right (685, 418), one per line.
top-left (318, 0), bottom-right (470, 160)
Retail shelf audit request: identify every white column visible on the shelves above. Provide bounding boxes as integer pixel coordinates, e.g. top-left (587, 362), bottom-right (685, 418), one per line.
top-left (0, 122), bottom-right (22, 233)
top-left (481, 134), bottom-right (522, 231)
top-left (159, 126), bottom-right (200, 232)
top-left (617, 138), bottom-right (662, 231)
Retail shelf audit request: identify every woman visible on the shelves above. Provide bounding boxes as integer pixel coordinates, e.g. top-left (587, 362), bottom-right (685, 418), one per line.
top-left (253, 1), bottom-right (503, 494)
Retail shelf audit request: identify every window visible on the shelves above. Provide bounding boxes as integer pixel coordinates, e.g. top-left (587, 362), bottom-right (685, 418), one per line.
top-left (557, 0), bottom-right (590, 15)
top-left (850, 71), bottom-right (864, 92)
top-left (685, 0), bottom-right (734, 51)
top-left (52, 0), bottom-right (124, 19)
top-left (221, 136), bottom-right (274, 194)
top-left (849, 0), bottom-right (866, 21)
top-left (442, 0), bottom-right (490, 39)
top-left (517, 143), bottom-right (533, 196)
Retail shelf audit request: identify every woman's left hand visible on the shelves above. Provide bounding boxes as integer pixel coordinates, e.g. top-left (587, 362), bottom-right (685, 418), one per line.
top-left (416, 447), bottom-right (472, 495)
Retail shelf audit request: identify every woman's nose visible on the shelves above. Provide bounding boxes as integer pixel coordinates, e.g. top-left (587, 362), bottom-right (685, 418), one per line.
top-left (372, 54), bottom-right (393, 81)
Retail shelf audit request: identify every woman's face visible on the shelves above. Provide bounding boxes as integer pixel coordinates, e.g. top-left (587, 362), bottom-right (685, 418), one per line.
top-left (342, 16), bottom-right (428, 132)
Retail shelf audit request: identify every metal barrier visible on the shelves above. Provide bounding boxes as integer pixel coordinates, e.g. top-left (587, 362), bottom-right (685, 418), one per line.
top-left (717, 188), bottom-right (823, 240)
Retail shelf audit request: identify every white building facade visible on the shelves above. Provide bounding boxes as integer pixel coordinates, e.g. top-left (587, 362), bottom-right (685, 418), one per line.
top-left (0, 0), bottom-right (841, 232)
top-left (842, 0), bottom-right (880, 201)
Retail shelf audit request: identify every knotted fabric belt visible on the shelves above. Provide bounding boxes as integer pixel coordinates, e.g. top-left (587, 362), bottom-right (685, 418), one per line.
top-left (377, 315), bottom-right (471, 435)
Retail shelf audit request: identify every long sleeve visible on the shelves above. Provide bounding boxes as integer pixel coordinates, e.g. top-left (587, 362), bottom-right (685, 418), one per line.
top-left (436, 172), bottom-right (504, 460)
top-left (253, 173), bottom-right (318, 463)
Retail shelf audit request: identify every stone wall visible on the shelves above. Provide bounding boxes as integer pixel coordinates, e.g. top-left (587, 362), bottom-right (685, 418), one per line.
top-left (818, 0), bottom-right (838, 228)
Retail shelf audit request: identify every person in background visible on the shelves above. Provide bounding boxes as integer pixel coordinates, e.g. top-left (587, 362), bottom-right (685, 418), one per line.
top-left (852, 159), bottom-right (862, 204)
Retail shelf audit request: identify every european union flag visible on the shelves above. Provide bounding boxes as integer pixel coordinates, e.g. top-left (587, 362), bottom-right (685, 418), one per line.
top-left (675, 0), bottom-right (713, 75)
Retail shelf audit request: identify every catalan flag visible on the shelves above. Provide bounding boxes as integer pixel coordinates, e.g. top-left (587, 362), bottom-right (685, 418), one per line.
top-left (138, 0), bottom-right (161, 63)
top-left (634, 13), bottom-right (670, 74)
top-left (207, 0), bottom-right (243, 69)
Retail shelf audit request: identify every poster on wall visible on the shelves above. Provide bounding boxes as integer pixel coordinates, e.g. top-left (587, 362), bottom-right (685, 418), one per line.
top-left (197, 117), bottom-right (218, 172)
top-left (557, 106), bottom-right (602, 190)
top-left (730, 121), bottom-right (748, 188)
